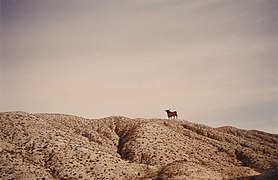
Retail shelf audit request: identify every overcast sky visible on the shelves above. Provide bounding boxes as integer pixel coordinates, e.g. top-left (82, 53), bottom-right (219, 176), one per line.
top-left (1, 0), bottom-right (277, 133)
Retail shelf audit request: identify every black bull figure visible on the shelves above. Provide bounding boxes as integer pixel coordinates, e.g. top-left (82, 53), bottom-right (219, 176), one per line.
top-left (165, 109), bottom-right (178, 119)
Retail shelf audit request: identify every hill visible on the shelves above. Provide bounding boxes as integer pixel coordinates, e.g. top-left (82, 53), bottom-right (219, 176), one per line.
top-left (0, 112), bottom-right (277, 179)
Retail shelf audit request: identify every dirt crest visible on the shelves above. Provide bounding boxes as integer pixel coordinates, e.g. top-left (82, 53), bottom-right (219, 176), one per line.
top-left (0, 112), bottom-right (277, 179)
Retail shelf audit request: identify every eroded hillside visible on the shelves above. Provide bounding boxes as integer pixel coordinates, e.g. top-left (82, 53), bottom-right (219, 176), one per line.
top-left (0, 112), bottom-right (277, 179)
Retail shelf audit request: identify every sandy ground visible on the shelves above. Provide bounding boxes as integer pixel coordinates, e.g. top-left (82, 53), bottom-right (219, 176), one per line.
top-left (0, 112), bottom-right (277, 179)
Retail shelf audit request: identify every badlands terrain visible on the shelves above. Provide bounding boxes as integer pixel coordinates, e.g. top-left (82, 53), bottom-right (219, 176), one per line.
top-left (0, 111), bottom-right (277, 179)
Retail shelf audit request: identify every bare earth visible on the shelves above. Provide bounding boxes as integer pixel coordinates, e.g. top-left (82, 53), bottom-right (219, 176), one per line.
top-left (0, 112), bottom-right (277, 179)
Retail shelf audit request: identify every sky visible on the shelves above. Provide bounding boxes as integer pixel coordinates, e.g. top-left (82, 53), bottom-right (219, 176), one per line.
top-left (0, 0), bottom-right (277, 133)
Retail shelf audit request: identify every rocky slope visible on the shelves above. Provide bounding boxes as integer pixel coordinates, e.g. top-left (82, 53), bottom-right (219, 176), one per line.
top-left (0, 111), bottom-right (277, 179)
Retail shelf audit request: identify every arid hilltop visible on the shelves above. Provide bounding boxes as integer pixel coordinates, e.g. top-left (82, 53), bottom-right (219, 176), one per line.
top-left (0, 112), bottom-right (277, 179)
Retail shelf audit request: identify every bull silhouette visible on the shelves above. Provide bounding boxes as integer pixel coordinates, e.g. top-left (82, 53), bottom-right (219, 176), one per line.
top-left (165, 109), bottom-right (178, 119)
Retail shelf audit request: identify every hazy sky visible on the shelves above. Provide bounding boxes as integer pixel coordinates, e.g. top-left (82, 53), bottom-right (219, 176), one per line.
top-left (1, 0), bottom-right (277, 133)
